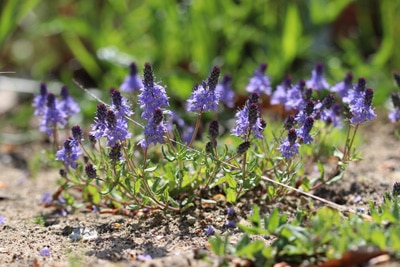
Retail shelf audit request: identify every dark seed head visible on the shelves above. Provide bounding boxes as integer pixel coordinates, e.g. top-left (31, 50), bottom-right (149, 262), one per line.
top-left (284, 115), bottom-right (295, 130)
top-left (143, 62), bottom-right (154, 88)
top-left (71, 125), bottom-right (82, 141)
top-left (237, 141), bottom-right (251, 154)
top-left (248, 103), bottom-right (259, 126)
top-left (129, 62), bottom-right (139, 76)
top-left (208, 120), bottom-right (219, 140)
top-left (207, 66), bottom-right (220, 91)
top-left (85, 164), bottom-right (97, 179)
top-left (288, 128), bottom-right (297, 145)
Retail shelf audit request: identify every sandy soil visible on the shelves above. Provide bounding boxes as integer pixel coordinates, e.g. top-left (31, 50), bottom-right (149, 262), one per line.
top-left (0, 110), bottom-right (399, 267)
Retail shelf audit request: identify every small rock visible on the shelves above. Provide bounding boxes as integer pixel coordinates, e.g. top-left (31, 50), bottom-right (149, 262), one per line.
top-left (69, 226), bottom-right (98, 242)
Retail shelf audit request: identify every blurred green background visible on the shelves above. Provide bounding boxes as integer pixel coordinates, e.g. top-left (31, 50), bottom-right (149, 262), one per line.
top-left (1, 0), bottom-right (400, 118)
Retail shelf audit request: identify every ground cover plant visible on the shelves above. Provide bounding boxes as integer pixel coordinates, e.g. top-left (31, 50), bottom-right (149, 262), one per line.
top-left (29, 60), bottom-right (400, 266)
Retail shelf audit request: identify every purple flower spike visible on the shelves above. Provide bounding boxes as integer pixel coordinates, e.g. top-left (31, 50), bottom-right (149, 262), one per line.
top-left (306, 63), bottom-right (329, 91)
top-left (271, 76), bottom-right (292, 107)
top-left (56, 138), bottom-right (82, 169)
top-left (33, 82), bottom-right (48, 116)
top-left (231, 94), bottom-right (265, 140)
top-left (296, 116), bottom-right (314, 144)
top-left (40, 93), bottom-right (67, 135)
top-left (90, 104), bottom-right (108, 139)
top-left (186, 66), bottom-right (220, 112)
top-left (349, 88), bottom-right (376, 124)
top-left (216, 74), bottom-right (235, 108)
top-left (279, 129), bottom-right (300, 160)
top-left (120, 62), bottom-right (144, 93)
top-left (246, 63), bottom-right (272, 96)
top-left (138, 108), bottom-right (167, 148)
top-left (58, 86), bottom-right (80, 117)
top-left (344, 77), bottom-right (367, 105)
top-left (284, 115), bottom-right (296, 130)
top-left (285, 80), bottom-right (306, 111)
top-left (104, 110), bottom-right (132, 147)
top-left (110, 88), bottom-right (133, 117)
top-left (330, 72), bottom-right (353, 98)
top-left (139, 63), bottom-right (170, 120)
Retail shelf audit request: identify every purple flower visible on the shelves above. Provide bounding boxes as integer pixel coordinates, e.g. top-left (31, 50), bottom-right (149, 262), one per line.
top-left (206, 225), bottom-right (215, 236)
top-left (306, 63), bottom-right (329, 91)
top-left (39, 93), bottom-right (67, 135)
top-left (216, 74), bottom-right (235, 108)
top-left (41, 192), bottom-right (53, 205)
top-left (225, 220), bottom-right (236, 228)
top-left (343, 77), bottom-right (366, 105)
top-left (104, 110), bottom-right (132, 147)
top-left (295, 100), bottom-right (315, 125)
top-left (296, 116), bottom-right (314, 144)
top-left (246, 63), bottom-right (272, 96)
top-left (227, 207), bottom-right (235, 217)
top-left (389, 92), bottom-right (400, 123)
top-left (186, 66), bottom-right (220, 112)
top-left (56, 138), bottom-right (82, 169)
top-left (57, 86), bottom-right (80, 116)
top-left (285, 80), bottom-right (306, 111)
top-left (231, 93), bottom-right (265, 140)
top-left (0, 215), bottom-right (5, 225)
top-left (33, 82), bottom-right (48, 116)
top-left (271, 76), bottom-right (292, 107)
top-left (138, 108), bottom-right (167, 148)
top-left (349, 88), bottom-right (376, 124)
top-left (279, 129), bottom-right (300, 160)
top-left (60, 209), bottom-right (67, 217)
top-left (139, 62), bottom-right (169, 120)
top-left (330, 72), bottom-right (353, 99)
top-left (110, 88), bottom-right (133, 117)
top-left (216, 74), bottom-right (235, 106)
top-left (120, 62), bottom-right (143, 93)
top-left (40, 247), bottom-right (50, 257)
top-left (90, 104), bottom-right (108, 139)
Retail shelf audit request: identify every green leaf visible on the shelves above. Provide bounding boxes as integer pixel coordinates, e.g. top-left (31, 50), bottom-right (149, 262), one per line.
top-left (208, 234), bottom-right (229, 256)
top-left (236, 240), bottom-right (265, 259)
top-left (144, 165), bottom-right (158, 173)
top-left (226, 188), bottom-right (237, 203)
top-left (267, 208), bottom-right (280, 233)
top-left (326, 171), bottom-right (344, 185)
top-left (88, 185), bottom-right (101, 204)
top-left (370, 229), bottom-right (386, 249)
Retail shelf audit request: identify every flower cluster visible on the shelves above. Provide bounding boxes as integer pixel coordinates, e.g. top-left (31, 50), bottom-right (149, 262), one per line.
top-left (33, 84), bottom-right (79, 136)
top-left (120, 62), bottom-right (143, 93)
top-left (246, 63), bottom-right (272, 96)
top-left (231, 93), bottom-right (266, 141)
top-left (186, 66), bottom-right (221, 112)
top-left (138, 63), bottom-right (170, 148)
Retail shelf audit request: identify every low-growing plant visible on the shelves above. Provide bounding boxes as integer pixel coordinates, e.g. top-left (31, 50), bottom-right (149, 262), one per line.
top-left (33, 62), bottom-right (376, 215)
top-left (209, 198), bottom-right (400, 266)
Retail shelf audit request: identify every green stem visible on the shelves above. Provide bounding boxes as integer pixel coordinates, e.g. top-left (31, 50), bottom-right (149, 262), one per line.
top-left (141, 148), bottom-right (179, 212)
top-left (188, 110), bottom-right (203, 147)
